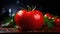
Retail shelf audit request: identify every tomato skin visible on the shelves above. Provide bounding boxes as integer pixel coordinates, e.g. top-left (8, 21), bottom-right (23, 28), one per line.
top-left (54, 18), bottom-right (60, 27)
top-left (44, 13), bottom-right (53, 19)
top-left (14, 10), bottom-right (44, 30)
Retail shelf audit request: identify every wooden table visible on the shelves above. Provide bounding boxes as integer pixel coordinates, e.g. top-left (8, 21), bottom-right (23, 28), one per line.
top-left (0, 27), bottom-right (60, 33)
top-left (0, 28), bottom-right (20, 33)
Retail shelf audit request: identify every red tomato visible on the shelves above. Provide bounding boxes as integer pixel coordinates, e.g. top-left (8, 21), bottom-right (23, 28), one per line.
top-left (14, 10), bottom-right (44, 30)
top-left (54, 18), bottom-right (60, 27)
top-left (44, 13), bottom-right (53, 19)
top-left (51, 16), bottom-right (56, 20)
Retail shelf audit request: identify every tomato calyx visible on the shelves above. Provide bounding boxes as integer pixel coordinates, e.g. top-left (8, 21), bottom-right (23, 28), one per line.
top-left (20, 5), bottom-right (36, 12)
top-left (27, 5), bottom-right (37, 12)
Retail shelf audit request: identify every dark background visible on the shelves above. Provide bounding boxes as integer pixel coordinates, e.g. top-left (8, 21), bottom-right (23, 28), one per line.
top-left (0, 0), bottom-right (60, 21)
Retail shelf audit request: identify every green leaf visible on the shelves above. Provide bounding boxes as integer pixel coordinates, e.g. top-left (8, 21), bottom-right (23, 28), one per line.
top-left (1, 13), bottom-right (16, 28)
top-left (1, 22), bottom-right (10, 27)
top-left (47, 22), bottom-right (54, 28)
top-left (47, 19), bottom-right (55, 29)
top-left (11, 13), bottom-right (17, 28)
top-left (4, 17), bottom-right (11, 23)
top-left (44, 17), bottom-right (49, 26)
top-left (44, 16), bottom-right (55, 29)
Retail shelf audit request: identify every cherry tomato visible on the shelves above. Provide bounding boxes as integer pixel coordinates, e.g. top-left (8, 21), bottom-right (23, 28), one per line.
top-left (14, 10), bottom-right (44, 30)
top-left (44, 13), bottom-right (53, 19)
top-left (54, 18), bottom-right (60, 27)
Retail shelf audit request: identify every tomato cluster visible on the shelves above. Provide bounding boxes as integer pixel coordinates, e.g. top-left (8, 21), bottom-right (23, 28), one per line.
top-left (14, 6), bottom-right (60, 31)
top-left (44, 13), bottom-right (60, 27)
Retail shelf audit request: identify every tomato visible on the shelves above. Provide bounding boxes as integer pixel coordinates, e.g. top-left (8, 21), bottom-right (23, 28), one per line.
top-left (51, 16), bottom-right (56, 20)
top-left (44, 13), bottom-right (53, 19)
top-left (54, 18), bottom-right (60, 27)
top-left (14, 10), bottom-right (44, 30)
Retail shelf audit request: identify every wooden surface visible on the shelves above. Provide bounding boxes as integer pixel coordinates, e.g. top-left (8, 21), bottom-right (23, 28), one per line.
top-left (0, 27), bottom-right (60, 33)
top-left (0, 28), bottom-right (20, 33)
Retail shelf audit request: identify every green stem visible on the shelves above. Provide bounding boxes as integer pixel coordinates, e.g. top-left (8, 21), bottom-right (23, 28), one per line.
top-left (27, 5), bottom-right (31, 11)
top-left (26, 5), bottom-right (36, 11)
top-left (32, 6), bottom-right (36, 11)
